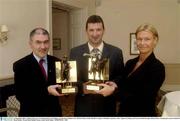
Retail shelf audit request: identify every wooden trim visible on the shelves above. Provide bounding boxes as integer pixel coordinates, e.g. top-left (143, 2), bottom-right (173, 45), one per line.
top-left (0, 107), bottom-right (19, 113)
top-left (0, 76), bottom-right (13, 81)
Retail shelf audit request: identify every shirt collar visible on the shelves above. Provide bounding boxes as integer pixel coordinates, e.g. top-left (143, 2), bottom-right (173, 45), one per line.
top-left (33, 53), bottom-right (47, 64)
top-left (88, 42), bottom-right (104, 53)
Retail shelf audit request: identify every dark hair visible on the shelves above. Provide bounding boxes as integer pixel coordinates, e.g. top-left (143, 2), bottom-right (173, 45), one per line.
top-left (29, 27), bottom-right (50, 40)
top-left (85, 15), bottom-right (105, 30)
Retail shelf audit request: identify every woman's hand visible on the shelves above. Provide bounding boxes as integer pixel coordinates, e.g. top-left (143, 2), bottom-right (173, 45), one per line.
top-left (95, 81), bottom-right (117, 97)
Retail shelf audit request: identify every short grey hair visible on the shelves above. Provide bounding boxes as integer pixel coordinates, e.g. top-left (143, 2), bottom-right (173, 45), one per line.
top-left (29, 27), bottom-right (50, 41)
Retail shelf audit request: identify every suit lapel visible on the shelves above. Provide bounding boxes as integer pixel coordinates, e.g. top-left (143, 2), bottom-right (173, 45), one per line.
top-left (102, 42), bottom-right (110, 58)
top-left (82, 43), bottom-right (89, 66)
top-left (82, 43), bottom-right (90, 54)
top-left (29, 53), bottom-right (41, 71)
top-left (80, 43), bottom-right (90, 82)
top-left (127, 52), bottom-right (155, 79)
top-left (47, 55), bottom-right (53, 82)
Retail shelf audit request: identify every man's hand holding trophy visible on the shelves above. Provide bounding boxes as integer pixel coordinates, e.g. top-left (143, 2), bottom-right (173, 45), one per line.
top-left (55, 55), bottom-right (78, 94)
top-left (83, 49), bottom-right (110, 95)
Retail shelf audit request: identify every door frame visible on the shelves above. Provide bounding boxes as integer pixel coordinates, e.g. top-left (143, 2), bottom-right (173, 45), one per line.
top-left (48, 0), bottom-right (89, 55)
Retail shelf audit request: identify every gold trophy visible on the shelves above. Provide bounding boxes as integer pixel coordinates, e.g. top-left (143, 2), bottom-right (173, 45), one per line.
top-left (83, 52), bottom-right (109, 91)
top-left (55, 56), bottom-right (77, 94)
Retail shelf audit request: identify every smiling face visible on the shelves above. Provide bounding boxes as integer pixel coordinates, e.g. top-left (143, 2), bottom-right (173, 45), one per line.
top-left (136, 30), bottom-right (157, 55)
top-left (86, 23), bottom-right (104, 47)
top-left (29, 28), bottom-right (50, 58)
top-left (135, 24), bottom-right (159, 56)
top-left (85, 15), bottom-right (105, 48)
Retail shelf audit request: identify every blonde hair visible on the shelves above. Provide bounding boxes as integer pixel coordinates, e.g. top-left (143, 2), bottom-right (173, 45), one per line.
top-left (135, 23), bottom-right (159, 41)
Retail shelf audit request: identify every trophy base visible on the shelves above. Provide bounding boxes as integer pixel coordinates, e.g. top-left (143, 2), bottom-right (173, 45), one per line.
top-left (57, 86), bottom-right (77, 94)
top-left (86, 84), bottom-right (103, 91)
top-left (84, 82), bottom-right (103, 91)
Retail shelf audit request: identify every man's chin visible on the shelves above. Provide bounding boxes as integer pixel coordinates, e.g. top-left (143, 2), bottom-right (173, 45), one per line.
top-left (39, 53), bottom-right (47, 58)
top-left (92, 41), bottom-right (101, 45)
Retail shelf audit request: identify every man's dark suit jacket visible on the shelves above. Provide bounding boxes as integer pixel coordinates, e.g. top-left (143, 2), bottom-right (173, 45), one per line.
top-left (70, 42), bottom-right (124, 116)
top-left (118, 52), bottom-right (165, 116)
top-left (13, 53), bottom-right (62, 116)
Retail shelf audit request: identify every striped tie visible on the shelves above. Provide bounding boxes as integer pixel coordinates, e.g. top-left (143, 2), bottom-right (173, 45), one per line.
top-left (39, 59), bottom-right (47, 80)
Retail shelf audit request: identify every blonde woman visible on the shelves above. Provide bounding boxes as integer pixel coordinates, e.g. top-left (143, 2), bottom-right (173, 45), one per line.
top-left (117, 24), bottom-right (165, 116)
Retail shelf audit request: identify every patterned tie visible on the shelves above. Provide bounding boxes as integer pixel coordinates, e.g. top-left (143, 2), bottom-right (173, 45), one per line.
top-left (91, 48), bottom-right (99, 53)
top-left (91, 48), bottom-right (101, 59)
top-left (39, 59), bottom-right (47, 80)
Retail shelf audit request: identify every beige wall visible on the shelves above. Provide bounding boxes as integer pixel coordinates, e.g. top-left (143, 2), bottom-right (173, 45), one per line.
top-left (96, 0), bottom-right (180, 64)
top-left (96, 0), bottom-right (180, 85)
top-left (164, 64), bottom-right (180, 84)
top-left (178, 3), bottom-right (180, 62)
top-left (161, 63), bottom-right (180, 91)
top-left (0, 0), bottom-right (95, 80)
top-left (53, 0), bottom-right (96, 15)
top-left (0, 0), bottom-right (50, 79)
top-left (0, 0), bottom-right (179, 88)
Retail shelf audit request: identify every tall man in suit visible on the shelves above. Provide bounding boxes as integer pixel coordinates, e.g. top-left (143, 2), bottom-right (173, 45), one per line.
top-left (69, 15), bottom-right (124, 116)
top-left (13, 27), bottom-right (62, 116)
